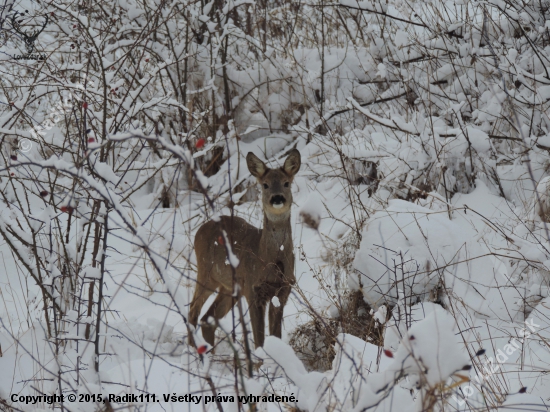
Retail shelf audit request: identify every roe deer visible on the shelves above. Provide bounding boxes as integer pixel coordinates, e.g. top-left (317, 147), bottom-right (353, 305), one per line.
top-left (189, 149), bottom-right (301, 349)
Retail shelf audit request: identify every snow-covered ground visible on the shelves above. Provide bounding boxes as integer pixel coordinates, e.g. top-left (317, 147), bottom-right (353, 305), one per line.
top-left (3, 0), bottom-right (550, 409)
top-left (2, 132), bottom-right (550, 411)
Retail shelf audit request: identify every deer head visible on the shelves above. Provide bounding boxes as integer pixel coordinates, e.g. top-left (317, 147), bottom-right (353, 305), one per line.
top-left (11, 11), bottom-right (48, 54)
top-left (247, 149), bottom-right (301, 221)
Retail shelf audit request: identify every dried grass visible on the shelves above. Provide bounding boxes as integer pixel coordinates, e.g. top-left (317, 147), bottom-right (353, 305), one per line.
top-left (289, 290), bottom-right (385, 371)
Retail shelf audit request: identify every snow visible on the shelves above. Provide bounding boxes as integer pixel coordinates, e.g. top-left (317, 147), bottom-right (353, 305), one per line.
top-left (497, 394), bottom-right (549, 411)
top-left (351, 200), bottom-right (465, 307)
top-left (394, 30), bottom-right (408, 48)
top-left (386, 307), bottom-right (469, 387)
top-left (94, 161), bottom-right (118, 183)
top-left (299, 192), bottom-right (324, 230)
top-left (3, 0), bottom-right (550, 409)
top-left (373, 305), bottom-right (388, 324)
top-left (259, 337), bottom-right (327, 411)
top-left (83, 266), bottom-right (102, 279)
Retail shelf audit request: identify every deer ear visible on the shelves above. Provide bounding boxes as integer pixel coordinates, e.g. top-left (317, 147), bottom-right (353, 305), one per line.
top-left (283, 149), bottom-right (301, 177)
top-left (247, 152), bottom-right (267, 178)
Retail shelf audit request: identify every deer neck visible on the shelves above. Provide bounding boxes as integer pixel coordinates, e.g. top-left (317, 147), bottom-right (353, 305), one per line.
top-left (259, 212), bottom-right (292, 259)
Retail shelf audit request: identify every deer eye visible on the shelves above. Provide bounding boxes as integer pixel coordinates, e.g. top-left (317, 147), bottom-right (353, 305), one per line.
top-left (263, 183), bottom-right (269, 189)
top-left (284, 182), bottom-right (289, 187)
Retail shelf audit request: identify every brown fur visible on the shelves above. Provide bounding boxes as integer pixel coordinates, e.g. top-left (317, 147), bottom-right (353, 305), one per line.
top-left (189, 149), bottom-right (301, 348)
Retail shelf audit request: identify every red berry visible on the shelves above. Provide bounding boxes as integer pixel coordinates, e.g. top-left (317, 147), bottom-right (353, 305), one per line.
top-left (40, 190), bottom-right (49, 197)
top-left (10, 155), bottom-right (17, 161)
top-left (145, 58), bottom-right (149, 62)
top-left (82, 102), bottom-right (88, 109)
top-left (197, 345), bottom-right (207, 355)
top-left (384, 349), bottom-right (394, 358)
top-left (10, 172), bottom-right (15, 176)
top-left (88, 137), bottom-right (95, 143)
top-left (217, 235), bottom-right (224, 245)
top-left (60, 206), bottom-right (73, 213)
top-left (195, 138), bottom-right (205, 148)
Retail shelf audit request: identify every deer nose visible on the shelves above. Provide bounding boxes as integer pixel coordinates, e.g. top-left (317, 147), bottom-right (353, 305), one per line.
top-left (271, 195), bottom-right (286, 209)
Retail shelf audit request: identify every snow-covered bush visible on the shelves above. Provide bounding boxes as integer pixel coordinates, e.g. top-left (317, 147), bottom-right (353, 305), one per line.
top-left (3, 0), bottom-right (550, 409)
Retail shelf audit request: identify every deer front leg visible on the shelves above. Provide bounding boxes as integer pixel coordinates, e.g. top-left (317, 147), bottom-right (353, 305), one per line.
top-left (248, 298), bottom-right (266, 348)
top-left (268, 285), bottom-right (291, 338)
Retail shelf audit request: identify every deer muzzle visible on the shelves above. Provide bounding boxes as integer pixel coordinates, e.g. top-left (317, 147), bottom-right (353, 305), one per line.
top-left (271, 195), bottom-right (286, 209)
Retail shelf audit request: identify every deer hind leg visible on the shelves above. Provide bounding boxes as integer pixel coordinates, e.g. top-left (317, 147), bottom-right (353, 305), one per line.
top-left (200, 289), bottom-right (235, 347)
top-left (188, 279), bottom-right (217, 347)
top-left (268, 285), bottom-right (291, 338)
